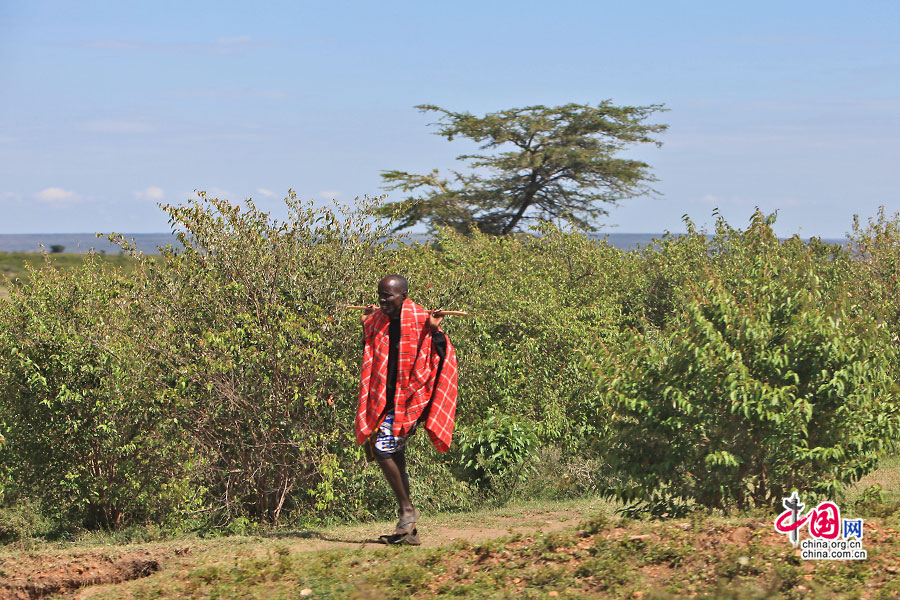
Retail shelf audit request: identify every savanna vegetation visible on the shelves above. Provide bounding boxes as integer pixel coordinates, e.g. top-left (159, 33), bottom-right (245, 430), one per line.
top-left (0, 251), bottom-right (136, 300)
top-left (1, 194), bottom-right (899, 546)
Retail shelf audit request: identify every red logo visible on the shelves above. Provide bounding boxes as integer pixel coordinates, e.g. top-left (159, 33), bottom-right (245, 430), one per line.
top-left (775, 501), bottom-right (841, 540)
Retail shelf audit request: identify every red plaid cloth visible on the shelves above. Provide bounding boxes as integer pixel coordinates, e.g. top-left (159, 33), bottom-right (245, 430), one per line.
top-left (355, 298), bottom-right (458, 453)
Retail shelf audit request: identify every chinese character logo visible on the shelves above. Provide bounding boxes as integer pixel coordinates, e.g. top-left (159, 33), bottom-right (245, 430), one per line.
top-left (773, 492), bottom-right (866, 560)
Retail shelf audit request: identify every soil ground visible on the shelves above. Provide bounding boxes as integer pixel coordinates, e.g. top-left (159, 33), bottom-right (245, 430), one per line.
top-left (3, 495), bottom-right (900, 599)
top-left (0, 498), bottom-right (605, 599)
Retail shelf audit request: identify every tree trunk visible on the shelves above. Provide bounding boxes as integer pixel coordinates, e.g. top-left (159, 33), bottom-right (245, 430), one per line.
top-left (501, 172), bottom-right (539, 235)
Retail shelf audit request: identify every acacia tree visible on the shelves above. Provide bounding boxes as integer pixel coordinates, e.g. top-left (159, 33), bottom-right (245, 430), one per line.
top-left (378, 102), bottom-right (667, 235)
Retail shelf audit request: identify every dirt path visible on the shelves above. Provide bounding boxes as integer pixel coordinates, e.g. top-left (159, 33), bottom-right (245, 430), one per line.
top-left (0, 498), bottom-right (608, 599)
top-left (1, 551), bottom-right (164, 600)
top-left (261, 506), bottom-right (596, 551)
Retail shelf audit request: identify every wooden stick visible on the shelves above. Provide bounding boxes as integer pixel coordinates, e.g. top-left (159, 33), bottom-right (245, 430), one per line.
top-left (346, 305), bottom-right (469, 317)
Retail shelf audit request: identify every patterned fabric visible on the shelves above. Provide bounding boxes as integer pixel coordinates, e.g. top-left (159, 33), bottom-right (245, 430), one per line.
top-left (356, 298), bottom-right (459, 453)
top-left (372, 412), bottom-right (415, 455)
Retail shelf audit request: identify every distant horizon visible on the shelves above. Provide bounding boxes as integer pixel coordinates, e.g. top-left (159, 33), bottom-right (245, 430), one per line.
top-left (0, 230), bottom-right (850, 255)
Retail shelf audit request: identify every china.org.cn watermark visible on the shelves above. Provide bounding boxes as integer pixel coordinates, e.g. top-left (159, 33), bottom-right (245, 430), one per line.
top-left (774, 492), bottom-right (866, 560)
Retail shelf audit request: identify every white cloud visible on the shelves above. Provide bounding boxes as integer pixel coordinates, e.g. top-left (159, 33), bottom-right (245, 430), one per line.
top-left (256, 188), bottom-right (277, 198)
top-left (135, 186), bottom-right (165, 200)
top-left (81, 119), bottom-right (154, 134)
top-left (34, 187), bottom-right (82, 206)
top-left (319, 190), bottom-right (342, 199)
top-left (0, 192), bottom-right (23, 206)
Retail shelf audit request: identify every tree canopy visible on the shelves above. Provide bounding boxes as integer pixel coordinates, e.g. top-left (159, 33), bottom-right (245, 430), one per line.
top-left (378, 102), bottom-right (667, 235)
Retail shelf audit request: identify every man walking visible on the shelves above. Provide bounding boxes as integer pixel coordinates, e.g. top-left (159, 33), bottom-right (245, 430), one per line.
top-left (356, 274), bottom-right (458, 545)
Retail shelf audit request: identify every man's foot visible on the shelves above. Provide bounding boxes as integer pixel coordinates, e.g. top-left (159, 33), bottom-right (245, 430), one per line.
top-left (377, 509), bottom-right (420, 545)
top-left (377, 528), bottom-right (420, 545)
top-left (394, 508), bottom-right (419, 536)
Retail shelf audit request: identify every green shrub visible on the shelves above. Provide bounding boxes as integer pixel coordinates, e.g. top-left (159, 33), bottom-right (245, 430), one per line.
top-left (0, 254), bottom-right (193, 531)
top-left (848, 207), bottom-right (900, 340)
top-left (109, 192), bottom-right (397, 523)
top-left (0, 498), bottom-right (51, 544)
top-left (3, 196), bottom-right (900, 532)
top-left (397, 225), bottom-right (625, 453)
top-left (516, 446), bottom-right (606, 501)
top-left (598, 212), bottom-right (900, 515)
top-left (457, 413), bottom-right (538, 495)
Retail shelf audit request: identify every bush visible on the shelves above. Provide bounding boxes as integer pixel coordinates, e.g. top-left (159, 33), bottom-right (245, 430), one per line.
top-left (848, 207), bottom-right (900, 341)
top-left (0, 498), bottom-right (51, 545)
top-left (456, 413), bottom-right (538, 495)
top-left (3, 196), bottom-right (900, 530)
top-left (598, 212), bottom-right (900, 515)
top-left (396, 225), bottom-right (625, 454)
top-left (110, 192), bottom-right (396, 523)
top-left (0, 254), bottom-right (192, 531)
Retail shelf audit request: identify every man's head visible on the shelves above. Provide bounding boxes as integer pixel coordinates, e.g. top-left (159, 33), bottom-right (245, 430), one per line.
top-left (378, 274), bottom-right (408, 319)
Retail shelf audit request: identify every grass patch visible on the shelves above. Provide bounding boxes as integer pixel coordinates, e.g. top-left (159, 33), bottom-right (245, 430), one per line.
top-left (4, 483), bottom-right (900, 598)
top-left (848, 455), bottom-right (900, 501)
top-left (73, 513), bottom-right (900, 599)
top-left (0, 251), bottom-right (140, 298)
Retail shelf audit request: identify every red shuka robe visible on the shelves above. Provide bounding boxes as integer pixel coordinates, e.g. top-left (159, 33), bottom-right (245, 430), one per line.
top-left (355, 298), bottom-right (458, 453)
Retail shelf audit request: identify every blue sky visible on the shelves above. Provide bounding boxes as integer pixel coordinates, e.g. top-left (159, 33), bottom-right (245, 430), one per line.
top-left (1, 1), bottom-right (898, 237)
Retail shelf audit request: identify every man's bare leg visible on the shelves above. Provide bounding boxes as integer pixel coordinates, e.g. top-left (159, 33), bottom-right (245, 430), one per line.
top-left (395, 450), bottom-right (411, 499)
top-left (376, 450), bottom-right (416, 530)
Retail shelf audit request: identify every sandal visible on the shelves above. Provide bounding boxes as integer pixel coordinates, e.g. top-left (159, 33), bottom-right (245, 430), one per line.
top-left (397, 526), bottom-right (420, 545)
top-left (378, 510), bottom-right (421, 545)
top-left (377, 529), bottom-right (420, 545)
top-left (394, 509), bottom-right (418, 534)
